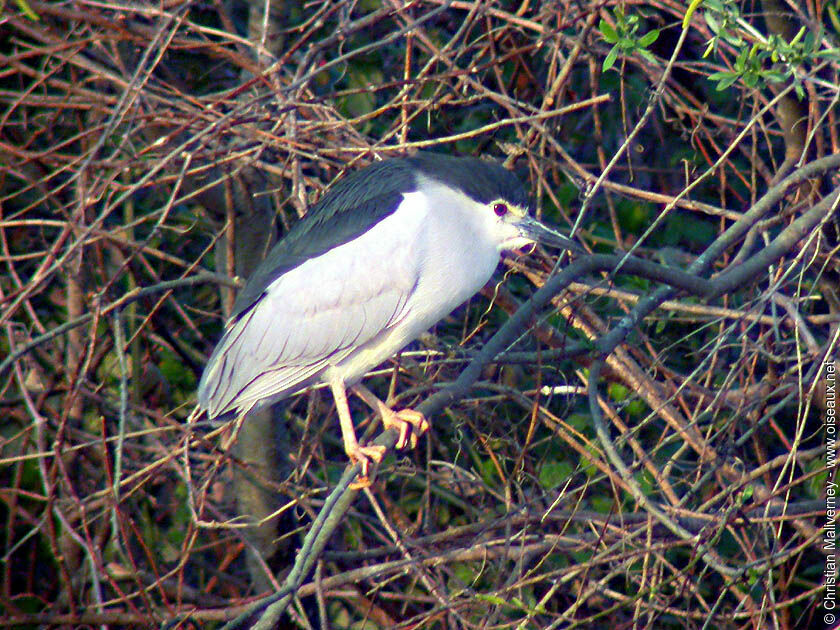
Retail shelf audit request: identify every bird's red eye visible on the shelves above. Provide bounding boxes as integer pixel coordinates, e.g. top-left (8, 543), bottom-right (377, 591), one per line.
top-left (493, 202), bottom-right (508, 217)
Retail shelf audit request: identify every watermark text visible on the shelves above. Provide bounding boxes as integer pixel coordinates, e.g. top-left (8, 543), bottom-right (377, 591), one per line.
top-left (825, 359), bottom-right (837, 626)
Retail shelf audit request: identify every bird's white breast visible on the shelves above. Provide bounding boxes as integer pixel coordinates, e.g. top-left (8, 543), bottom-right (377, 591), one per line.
top-left (327, 183), bottom-right (502, 384)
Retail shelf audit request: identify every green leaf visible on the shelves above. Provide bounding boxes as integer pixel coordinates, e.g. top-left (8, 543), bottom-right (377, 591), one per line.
top-left (639, 29), bottom-right (660, 47)
top-left (828, 4), bottom-right (840, 36)
top-left (626, 399), bottom-right (647, 417)
top-left (704, 13), bottom-right (721, 35)
top-left (818, 49), bottom-right (840, 60)
top-left (603, 46), bottom-right (619, 71)
top-left (710, 72), bottom-right (739, 90)
top-left (539, 461), bottom-right (572, 490)
top-left (608, 383), bottom-right (630, 401)
top-left (739, 484), bottom-right (754, 503)
top-left (635, 469), bottom-right (655, 495)
top-left (600, 19), bottom-right (619, 43)
top-left (476, 594), bottom-right (508, 607)
top-left (721, 30), bottom-right (745, 47)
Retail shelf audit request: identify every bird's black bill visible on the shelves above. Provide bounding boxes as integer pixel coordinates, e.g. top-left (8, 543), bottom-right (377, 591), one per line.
top-left (518, 216), bottom-right (582, 252)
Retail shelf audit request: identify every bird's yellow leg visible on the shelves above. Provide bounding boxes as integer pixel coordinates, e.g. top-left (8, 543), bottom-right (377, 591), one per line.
top-left (329, 379), bottom-right (385, 487)
top-left (351, 384), bottom-right (430, 450)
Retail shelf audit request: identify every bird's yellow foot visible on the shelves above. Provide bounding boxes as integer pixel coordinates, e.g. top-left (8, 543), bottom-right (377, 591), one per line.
top-left (350, 385), bottom-right (430, 451)
top-left (382, 408), bottom-right (430, 450)
top-left (347, 443), bottom-right (387, 489)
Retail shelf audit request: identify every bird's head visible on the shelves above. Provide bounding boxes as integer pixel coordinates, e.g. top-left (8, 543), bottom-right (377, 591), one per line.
top-left (406, 153), bottom-right (580, 256)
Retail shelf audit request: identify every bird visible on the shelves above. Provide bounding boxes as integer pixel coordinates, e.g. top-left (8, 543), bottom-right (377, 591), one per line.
top-left (197, 152), bottom-right (579, 482)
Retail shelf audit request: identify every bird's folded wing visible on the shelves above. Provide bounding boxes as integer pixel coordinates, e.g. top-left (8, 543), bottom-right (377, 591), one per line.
top-left (197, 218), bottom-right (422, 418)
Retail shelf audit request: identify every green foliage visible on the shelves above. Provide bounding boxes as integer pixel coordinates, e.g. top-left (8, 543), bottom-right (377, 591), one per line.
top-left (159, 348), bottom-right (195, 390)
top-left (538, 459), bottom-right (573, 490)
top-left (634, 469), bottom-right (656, 496)
top-left (702, 0), bottom-right (840, 97)
top-left (475, 592), bottom-right (546, 615)
top-left (616, 201), bottom-right (653, 233)
top-left (590, 494), bottom-right (615, 514)
top-left (830, 2), bottom-right (840, 34)
top-left (608, 382), bottom-right (630, 402)
top-left (599, 8), bottom-right (660, 71)
top-left (452, 561), bottom-right (481, 589)
top-left (337, 63), bottom-right (385, 130)
top-left (659, 211), bottom-right (717, 249)
top-left (806, 459), bottom-right (828, 498)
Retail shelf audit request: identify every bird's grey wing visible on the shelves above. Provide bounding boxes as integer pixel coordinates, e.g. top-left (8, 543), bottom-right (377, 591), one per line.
top-left (197, 209), bottom-right (424, 418)
top-left (230, 183), bottom-right (410, 320)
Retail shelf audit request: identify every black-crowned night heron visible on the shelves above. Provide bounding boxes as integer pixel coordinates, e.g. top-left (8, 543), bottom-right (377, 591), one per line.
top-left (197, 152), bottom-right (578, 480)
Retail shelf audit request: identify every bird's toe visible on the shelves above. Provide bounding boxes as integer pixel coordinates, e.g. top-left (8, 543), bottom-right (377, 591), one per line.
top-left (384, 408), bottom-right (429, 450)
top-left (347, 444), bottom-right (387, 486)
